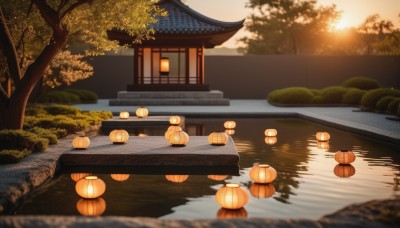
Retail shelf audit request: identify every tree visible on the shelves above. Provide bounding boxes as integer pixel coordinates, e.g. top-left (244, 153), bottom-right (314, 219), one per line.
top-left (239, 0), bottom-right (339, 55)
top-left (0, 0), bottom-right (165, 130)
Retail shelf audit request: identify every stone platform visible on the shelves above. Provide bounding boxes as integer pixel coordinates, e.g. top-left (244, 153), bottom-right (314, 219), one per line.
top-left (101, 116), bottom-right (185, 129)
top-left (61, 136), bottom-right (239, 167)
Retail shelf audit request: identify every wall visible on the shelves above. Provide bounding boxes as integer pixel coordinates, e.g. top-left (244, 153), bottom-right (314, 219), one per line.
top-left (70, 55), bottom-right (400, 99)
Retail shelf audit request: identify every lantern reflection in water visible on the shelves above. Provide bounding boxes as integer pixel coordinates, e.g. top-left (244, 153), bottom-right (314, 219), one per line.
top-left (264, 136), bottom-right (277, 145)
top-left (225, 129), bottom-right (235, 136)
top-left (165, 175), bottom-right (189, 183)
top-left (71, 173), bottom-right (91, 182)
top-left (334, 164), bottom-right (356, 178)
top-left (208, 175), bottom-right (228, 181)
top-left (76, 197), bottom-right (106, 216)
top-left (317, 141), bottom-right (329, 150)
top-left (75, 176), bottom-right (106, 199)
top-left (217, 208), bottom-right (248, 219)
top-left (250, 183), bottom-right (275, 198)
top-left (110, 174), bottom-right (130, 182)
top-left (215, 183), bottom-right (249, 209)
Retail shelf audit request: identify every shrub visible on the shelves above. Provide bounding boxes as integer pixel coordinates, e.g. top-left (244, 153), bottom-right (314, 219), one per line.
top-left (0, 150), bottom-right (31, 164)
top-left (64, 89), bottom-right (98, 103)
top-left (267, 87), bottom-right (314, 104)
top-left (25, 104), bottom-right (47, 116)
top-left (24, 116), bottom-right (89, 133)
top-left (43, 104), bottom-right (81, 115)
top-left (320, 86), bottom-right (348, 104)
top-left (27, 127), bottom-right (59, 144)
top-left (341, 76), bottom-right (380, 90)
top-left (310, 89), bottom-right (321, 96)
top-left (361, 88), bottom-right (400, 111)
top-left (376, 96), bottom-right (396, 113)
top-left (40, 91), bottom-right (80, 104)
top-left (0, 130), bottom-right (49, 152)
top-left (49, 128), bottom-right (68, 138)
top-left (342, 88), bottom-right (367, 105)
top-left (387, 98), bottom-right (400, 115)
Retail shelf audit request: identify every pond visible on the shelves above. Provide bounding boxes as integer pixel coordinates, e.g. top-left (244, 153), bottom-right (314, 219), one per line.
top-left (15, 118), bottom-right (400, 219)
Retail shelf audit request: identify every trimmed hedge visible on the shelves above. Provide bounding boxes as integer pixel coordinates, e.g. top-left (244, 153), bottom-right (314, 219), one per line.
top-left (25, 104), bottom-right (47, 116)
top-left (0, 150), bottom-right (31, 164)
top-left (267, 87), bottom-right (314, 104)
top-left (361, 88), bottom-right (400, 111)
top-left (64, 89), bottom-right (98, 103)
top-left (24, 116), bottom-right (89, 133)
top-left (0, 130), bottom-right (48, 152)
top-left (341, 76), bottom-right (380, 90)
top-left (40, 91), bottom-right (80, 104)
top-left (376, 96), bottom-right (396, 113)
top-left (387, 98), bottom-right (400, 114)
top-left (43, 104), bottom-right (81, 115)
top-left (320, 86), bottom-right (348, 104)
top-left (342, 88), bottom-right (366, 105)
top-left (27, 127), bottom-right (58, 145)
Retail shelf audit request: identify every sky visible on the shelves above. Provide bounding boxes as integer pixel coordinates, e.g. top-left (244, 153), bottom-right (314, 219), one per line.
top-left (186, 0), bottom-right (400, 48)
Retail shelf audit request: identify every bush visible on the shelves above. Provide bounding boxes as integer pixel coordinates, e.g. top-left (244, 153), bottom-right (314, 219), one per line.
top-left (341, 76), bottom-right (380, 90)
top-left (49, 128), bottom-right (68, 138)
top-left (342, 88), bottom-right (367, 105)
top-left (320, 86), bottom-right (348, 104)
top-left (64, 89), bottom-right (98, 103)
top-left (0, 130), bottom-right (49, 152)
top-left (376, 96), bottom-right (396, 113)
top-left (39, 91), bottom-right (80, 104)
top-left (310, 89), bottom-right (321, 96)
top-left (361, 88), bottom-right (400, 111)
top-left (387, 98), bottom-right (400, 115)
top-left (27, 127), bottom-right (58, 145)
top-left (43, 104), bottom-right (81, 115)
top-left (25, 104), bottom-right (47, 116)
top-left (0, 150), bottom-right (31, 164)
top-left (24, 116), bottom-right (89, 133)
top-left (267, 87), bottom-right (314, 104)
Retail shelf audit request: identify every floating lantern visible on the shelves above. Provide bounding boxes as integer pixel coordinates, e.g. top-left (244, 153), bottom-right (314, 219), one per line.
top-left (169, 116), bottom-right (181, 125)
top-left (215, 183), bottom-right (249, 209)
top-left (334, 150), bottom-right (356, 165)
top-left (76, 197), bottom-right (106, 216)
top-left (264, 136), bottom-right (277, 145)
top-left (72, 136), bottom-right (90, 150)
top-left (334, 164), bottom-right (356, 178)
top-left (224, 121), bottom-right (236, 129)
top-left (135, 107), bottom-right (149, 118)
top-left (316, 132), bottom-right (330, 142)
top-left (217, 208), bottom-right (248, 219)
top-left (317, 141), bottom-right (329, 150)
top-left (249, 164), bottom-right (277, 184)
top-left (75, 176), bottom-right (106, 199)
top-left (119, 111), bottom-right (130, 119)
top-left (249, 183), bottom-right (275, 198)
top-left (160, 57), bottom-right (170, 76)
top-left (208, 175), bottom-right (228, 181)
top-left (264, 129), bottom-right (277, 137)
top-left (165, 126), bottom-right (182, 140)
top-left (225, 129), bottom-right (235, 136)
top-left (109, 129), bottom-right (129, 144)
top-left (110, 174), bottom-right (130, 182)
top-left (168, 130), bottom-right (189, 146)
top-left (165, 175), bottom-right (189, 183)
top-left (208, 132), bottom-right (229, 145)
top-left (71, 173), bottom-right (91, 182)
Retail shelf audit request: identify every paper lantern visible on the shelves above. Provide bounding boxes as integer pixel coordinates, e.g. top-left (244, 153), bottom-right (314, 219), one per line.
top-left (215, 183), bottom-right (249, 209)
top-left (119, 111), bottom-right (130, 119)
top-left (217, 208), bottom-right (248, 219)
top-left (72, 136), bottom-right (90, 149)
top-left (316, 132), bottom-right (330, 142)
top-left (208, 132), bottom-right (229, 145)
top-left (264, 129), bottom-right (277, 137)
top-left (334, 150), bottom-right (356, 164)
top-left (76, 197), bottom-right (106, 216)
top-left (225, 129), bottom-right (235, 136)
top-left (160, 57), bottom-right (170, 76)
top-left (71, 173), bottom-right (91, 182)
top-left (109, 129), bottom-right (129, 144)
top-left (168, 130), bottom-right (189, 146)
top-left (224, 121), bottom-right (236, 129)
top-left (169, 116), bottom-right (181, 125)
top-left (208, 175), bottom-right (228, 181)
top-left (75, 176), bottom-right (106, 199)
top-left (110, 174), bottom-right (130, 182)
top-left (249, 164), bottom-right (277, 184)
top-left (334, 164), bottom-right (356, 178)
top-left (264, 136), bottom-right (277, 145)
top-left (165, 175), bottom-right (189, 183)
top-left (135, 107), bottom-right (149, 118)
top-left (250, 183), bottom-right (275, 198)
top-left (317, 141), bottom-right (329, 150)
top-left (165, 126), bottom-right (182, 140)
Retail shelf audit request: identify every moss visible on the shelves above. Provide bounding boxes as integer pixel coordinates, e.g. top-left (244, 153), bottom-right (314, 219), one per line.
top-left (27, 127), bottom-right (59, 144)
top-left (267, 87), bottom-right (314, 104)
top-left (387, 98), bottom-right (400, 115)
top-left (0, 150), bottom-right (31, 164)
top-left (342, 88), bottom-right (367, 105)
top-left (341, 76), bottom-right (380, 90)
top-left (0, 130), bottom-right (49, 152)
top-left (43, 104), bottom-right (81, 115)
top-left (39, 91), bottom-right (80, 104)
top-left (320, 86), bottom-right (348, 104)
top-left (361, 88), bottom-right (400, 111)
top-left (376, 96), bottom-right (396, 113)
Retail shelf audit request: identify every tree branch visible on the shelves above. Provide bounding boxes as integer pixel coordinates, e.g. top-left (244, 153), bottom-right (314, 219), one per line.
top-left (61, 0), bottom-right (90, 19)
top-left (31, 0), bottom-right (62, 34)
top-left (0, 7), bottom-right (21, 84)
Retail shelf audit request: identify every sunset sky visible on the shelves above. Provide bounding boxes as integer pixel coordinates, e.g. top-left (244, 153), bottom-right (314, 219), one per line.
top-left (187, 0), bottom-right (400, 48)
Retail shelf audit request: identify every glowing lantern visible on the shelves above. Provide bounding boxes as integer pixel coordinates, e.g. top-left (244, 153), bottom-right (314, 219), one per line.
top-left (71, 173), bottom-right (91, 182)
top-left (249, 183), bottom-right (275, 198)
top-left (169, 116), bottom-right (181, 125)
top-left (109, 129), bottom-right (129, 144)
top-left (264, 136), bottom-right (277, 145)
top-left (334, 164), bottom-right (356, 178)
top-left (224, 121), bottom-right (236, 129)
top-left (165, 175), bottom-right (189, 183)
top-left (317, 141), bottom-right (329, 150)
top-left (168, 130), bottom-right (189, 146)
top-left (110, 174), bottom-right (130, 182)
top-left (208, 175), bottom-right (228, 181)
top-left (225, 129), bottom-right (235, 136)
top-left (119, 111), bottom-right (130, 119)
top-left (76, 197), bottom-right (106, 216)
top-left (334, 150), bottom-right (356, 164)
top-left (316, 132), bottom-right (330, 142)
top-left (164, 126), bottom-right (182, 140)
top-left (249, 164), bottom-right (277, 184)
top-left (215, 183), bottom-right (249, 209)
top-left (160, 57), bottom-right (170, 76)
top-left (217, 208), bottom-right (248, 219)
top-left (135, 107), bottom-right (149, 118)
top-left (208, 132), bottom-right (229, 145)
top-left (72, 136), bottom-right (90, 150)
top-left (75, 176), bottom-right (106, 199)
top-left (264, 129), bottom-right (277, 137)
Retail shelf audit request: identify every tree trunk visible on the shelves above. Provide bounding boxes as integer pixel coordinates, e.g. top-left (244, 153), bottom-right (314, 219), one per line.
top-left (0, 96), bottom-right (25, 129)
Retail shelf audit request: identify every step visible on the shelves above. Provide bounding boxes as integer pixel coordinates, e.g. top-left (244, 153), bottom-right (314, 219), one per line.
top-left (117, 90), bottom-right (225, 99)
top-left (109, 98), bottom-right (230, 106)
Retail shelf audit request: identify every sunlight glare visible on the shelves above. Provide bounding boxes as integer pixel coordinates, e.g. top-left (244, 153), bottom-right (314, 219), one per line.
top-left (334, 17), bottom-right (351, 30)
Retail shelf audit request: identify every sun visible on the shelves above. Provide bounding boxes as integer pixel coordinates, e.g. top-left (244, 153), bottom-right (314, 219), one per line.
top-left (334, 18), bottom-right (351, 30)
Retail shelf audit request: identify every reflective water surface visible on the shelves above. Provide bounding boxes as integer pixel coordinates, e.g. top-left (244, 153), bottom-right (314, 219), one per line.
top-left (16, 118), bottom-right (400, 219)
